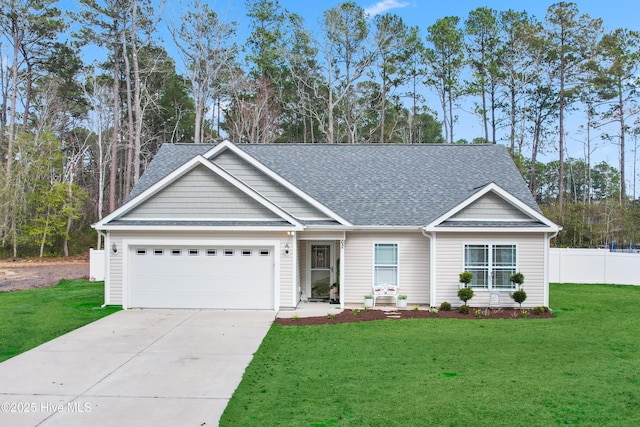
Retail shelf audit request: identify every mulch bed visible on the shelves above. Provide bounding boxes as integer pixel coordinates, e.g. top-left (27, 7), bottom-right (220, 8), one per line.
top-left (274, 307), bottom-right (554, 326)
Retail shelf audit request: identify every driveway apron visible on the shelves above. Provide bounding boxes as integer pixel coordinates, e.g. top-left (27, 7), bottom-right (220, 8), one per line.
top-left (0, 309), bottom-right (274, 427)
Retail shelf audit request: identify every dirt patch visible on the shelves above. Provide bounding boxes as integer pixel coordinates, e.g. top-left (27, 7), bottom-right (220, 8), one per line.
top-left (275, 307), bottom-right (554, 326)
top-left (0, 255), bottom-right (90, 292)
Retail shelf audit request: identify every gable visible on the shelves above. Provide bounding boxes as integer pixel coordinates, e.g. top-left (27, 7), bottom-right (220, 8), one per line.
top-left (450, 191), bottom-right (532, 221)
top-left (212, 148), bottom-right (331, 220)
top-left (122, 165), bottom-right (280, 220)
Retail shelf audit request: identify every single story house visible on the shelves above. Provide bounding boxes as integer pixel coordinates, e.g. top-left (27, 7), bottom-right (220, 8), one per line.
top-left (93, 140), bottom-right (560, 310)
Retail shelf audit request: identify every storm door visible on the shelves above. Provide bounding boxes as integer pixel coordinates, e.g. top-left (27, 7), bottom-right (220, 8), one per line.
top-left (309, 244), bottom-right (333, 301)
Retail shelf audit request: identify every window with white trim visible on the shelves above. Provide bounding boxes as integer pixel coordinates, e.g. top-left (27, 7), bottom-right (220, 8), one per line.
top-left (464, 244), bottom-right (517, 290)
top-left (374, 243), bottom-right (398, 287)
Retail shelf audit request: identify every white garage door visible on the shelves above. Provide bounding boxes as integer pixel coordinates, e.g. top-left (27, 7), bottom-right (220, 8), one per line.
top-left (128, 246), bottom-right (274, 309)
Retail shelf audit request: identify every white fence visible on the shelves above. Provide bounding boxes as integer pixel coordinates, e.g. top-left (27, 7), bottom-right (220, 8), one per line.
top-left (89, 249), bottom-right (105, 281)
top-left (549, 248), bottom-right (640, 285)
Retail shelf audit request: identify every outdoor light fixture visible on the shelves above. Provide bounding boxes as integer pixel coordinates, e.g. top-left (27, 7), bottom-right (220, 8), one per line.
top-left (284, 244), bottom-right (290, 255)
top-left (111, 243), bottom-right (118, 254)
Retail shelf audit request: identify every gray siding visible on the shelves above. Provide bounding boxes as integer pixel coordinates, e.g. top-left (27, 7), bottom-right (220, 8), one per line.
top-left (343, 232), bottom-right (430, 305)
top-left (123, 165), bottom-right (278, 219)
top-left (107, 230), bottom-right (293, 309)
top-left (434, 232), bottom-right (546, 308)
top-left (452, 192), bottom-right (531, 221)
top-left (213, 150), bottom-right (330, 219)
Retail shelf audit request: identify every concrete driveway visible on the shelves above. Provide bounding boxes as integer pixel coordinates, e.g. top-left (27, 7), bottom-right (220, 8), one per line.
top-left (0, 309), bottom-right (274, 427)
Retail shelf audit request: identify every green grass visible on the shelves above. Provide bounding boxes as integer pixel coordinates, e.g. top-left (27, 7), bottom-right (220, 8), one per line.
top-left (221, 284), bottom-right (640, 426)
top-left (0, 279), bottom-right (120, 362)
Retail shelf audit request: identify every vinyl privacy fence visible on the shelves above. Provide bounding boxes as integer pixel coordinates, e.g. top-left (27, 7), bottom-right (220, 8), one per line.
top-left (549, 248), bottom-right (640, 285)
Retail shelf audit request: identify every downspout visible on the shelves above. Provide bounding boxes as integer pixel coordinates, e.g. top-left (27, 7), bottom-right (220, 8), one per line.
top-left (545, 230), bottom-right (560, 308)
top-left (291, 231), bottom-right (298, 309)
top-left (421, 229), bottom-right (436, 308)
top-left (339, 232), bottom-right (346, 310)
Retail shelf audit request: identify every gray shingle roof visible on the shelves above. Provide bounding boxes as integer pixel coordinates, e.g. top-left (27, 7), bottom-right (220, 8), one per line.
top-left (127, 143), bottom-right (540, 227)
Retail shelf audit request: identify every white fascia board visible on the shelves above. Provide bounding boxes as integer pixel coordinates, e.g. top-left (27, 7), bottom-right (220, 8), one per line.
top-left (93, 155), bottom-right (209, 230)
top-left (205, 141), bottom-right (353, 226)
top-left (430, 226), bottom-right (556, 233)
top-left (423, 182), bottom-right (560, 232)
top-left (98, 224), bottom-right (302, 232)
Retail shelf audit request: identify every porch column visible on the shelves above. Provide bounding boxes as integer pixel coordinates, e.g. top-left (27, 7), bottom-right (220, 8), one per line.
top-left (339, 237), bottom-right (345, 309)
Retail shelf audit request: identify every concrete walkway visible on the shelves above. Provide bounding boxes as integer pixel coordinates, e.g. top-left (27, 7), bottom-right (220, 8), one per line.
top-left (0, 309), bottom-right (274, 427)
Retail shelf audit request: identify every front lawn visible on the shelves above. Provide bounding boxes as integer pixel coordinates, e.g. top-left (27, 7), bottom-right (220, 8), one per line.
top-left (221, 284), bottom-right (640, 426)
top-left (0, 279), bottom-right (120, 362)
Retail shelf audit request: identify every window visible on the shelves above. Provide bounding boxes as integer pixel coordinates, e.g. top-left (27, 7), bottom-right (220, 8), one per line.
top-left (242, 249), bottom-right (252, 256)
top-left (153, 249), bottom-right (163, 256)
top-left (206, 249), bottom-right (217, 256)
top-left (188, 249), bottom-right (199, 256)
top-left (171, 249), bottom-right (181, 256)
top-left (464, 244), bottom-right (517, 290)
top-left (374, 243), bottom-right (398, 287)
top-left (259, 250), bottom-right (270, 256)
top-left (136, 249), bottom-right (147, 256)
top-left (224, 249), bottom-right (234, 256)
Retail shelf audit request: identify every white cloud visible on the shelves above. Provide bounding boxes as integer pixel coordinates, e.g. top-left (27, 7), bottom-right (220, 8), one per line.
top-left (364, 0), bottom-right (411, 18)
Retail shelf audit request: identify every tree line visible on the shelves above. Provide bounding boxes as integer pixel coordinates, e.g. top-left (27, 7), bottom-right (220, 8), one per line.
top-left (0, 0), bottom-right (638, 257)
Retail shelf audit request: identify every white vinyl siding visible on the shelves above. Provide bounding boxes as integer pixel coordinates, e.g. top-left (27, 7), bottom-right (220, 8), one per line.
top-left (343, 232), bottom-right (429, 305)
top-left (122, 165), bottom-right (277, 219)
top-left (435, 232), bottom-right (546, 308)
top-left (107, 230), bottom-right (292, 309)
top-left (451, 192), bottom-right (532, 221)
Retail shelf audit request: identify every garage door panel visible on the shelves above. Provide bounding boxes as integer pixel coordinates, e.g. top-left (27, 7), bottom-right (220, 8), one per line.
top-left (128, 246), bottom-right (274, 309)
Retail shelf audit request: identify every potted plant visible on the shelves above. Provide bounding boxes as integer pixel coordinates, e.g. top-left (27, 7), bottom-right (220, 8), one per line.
top-left (510, 272), bottom-right (527, 307)
top-left (397, 294), bottom-right (408, 308)
top-left (364, 294), bottom-right (374, 308)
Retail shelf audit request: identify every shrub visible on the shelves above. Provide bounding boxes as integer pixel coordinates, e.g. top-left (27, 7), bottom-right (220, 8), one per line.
top-left (327, 313), bottom-right (335, 319)
top-left (459, 271), bottom-right (474, 286)
top-left (292, 315), bottom-right (299, 321)
top-left (440, 301), bottom-right (452, 311)
top-left (475, 309), bottom-right (483, 318)
top-left (509, 272), bottom-right (525, 287)
top-left (520, 309), bottom-right (529, 318)
top-left (352, 309), bottom-right (360, 316)
top-left (511, 289), bottom-right (527, 307)
top-left (532, 306), bottom-right (547, 315)
top-left (458, 287), bottom-right (474, 306)
top-left (459, 305), bottom-right (470, 315)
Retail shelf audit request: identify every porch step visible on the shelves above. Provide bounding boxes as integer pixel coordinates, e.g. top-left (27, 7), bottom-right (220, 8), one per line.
top-left (384, 311), bottom-right (402, 319)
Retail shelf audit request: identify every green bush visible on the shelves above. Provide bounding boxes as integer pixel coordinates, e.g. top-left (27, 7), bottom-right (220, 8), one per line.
top-left (511, 289), bottom-right (527, 307)
top-left (440, 301), bottom-right (452, 311)
top-left (509, 272), bottom-right (525, 286)
top-left (459, 305), bottom-right (470, 315)
top-left (459, 271), bottom-right (474, 286)
top-left (532, 306), bottom-right (547, 315)
top-left (458, 287), bottom-right (474, 305)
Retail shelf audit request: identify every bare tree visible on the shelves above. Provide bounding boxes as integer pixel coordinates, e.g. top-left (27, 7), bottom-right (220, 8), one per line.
top-left (170, 0), bottom-right (237, 143)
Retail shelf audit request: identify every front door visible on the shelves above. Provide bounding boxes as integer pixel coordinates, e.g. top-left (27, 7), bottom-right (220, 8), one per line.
top-left (309, 243), bottom-right (333, 301)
